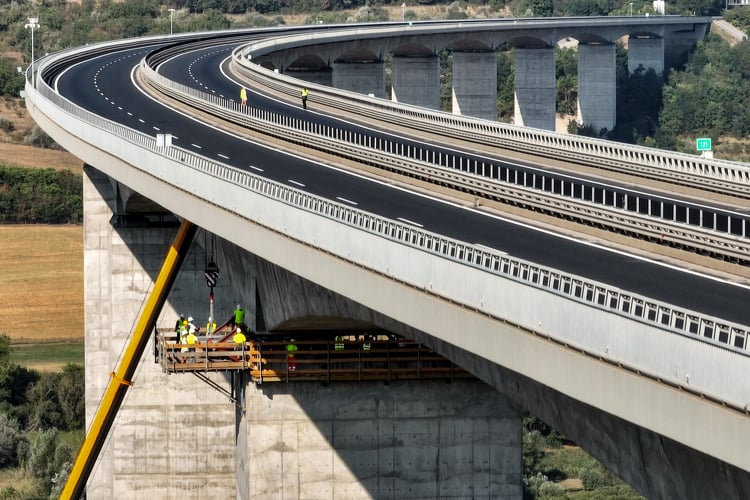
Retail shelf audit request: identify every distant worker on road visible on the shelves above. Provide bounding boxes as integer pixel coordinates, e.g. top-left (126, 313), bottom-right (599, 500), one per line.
top-left (301, 87), bottom-right (308, 110)
top-left (240, 86), bottom-right (247, 106)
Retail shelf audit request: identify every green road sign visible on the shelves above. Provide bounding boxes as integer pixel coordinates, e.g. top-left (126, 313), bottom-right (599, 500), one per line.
top-left (696, 138), bottom-right (712, 151)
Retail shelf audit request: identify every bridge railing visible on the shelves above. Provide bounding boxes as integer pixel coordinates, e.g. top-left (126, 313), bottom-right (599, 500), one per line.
top-left (31, 58), bottom-right (750, 362)
top-left (233, 43), bottom-right (750, 189)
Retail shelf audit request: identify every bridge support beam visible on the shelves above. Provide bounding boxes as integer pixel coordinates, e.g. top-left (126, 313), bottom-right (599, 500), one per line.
top-left (577, 42), bottom-right (616, 132)
top-left (243, 380), bottom-right (521, 499)
top-left (451, 50), bottom-right (498, 121)
top-left (513, 47), bottom-right (556, 130)
top-left (332, 61), bottom-right (385, 99)
top-left (391, 55), bottom-right (440, 110)
top-left (628, 36), bottom-right (664, 75)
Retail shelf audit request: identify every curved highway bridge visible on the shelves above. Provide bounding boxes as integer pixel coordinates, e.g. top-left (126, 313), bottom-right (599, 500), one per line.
top-left (25, 18), bottom-right (750, 499)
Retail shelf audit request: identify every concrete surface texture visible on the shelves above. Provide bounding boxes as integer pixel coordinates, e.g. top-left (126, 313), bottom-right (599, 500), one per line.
top-left (84, 166), bottom-right (237, 498)
top-left (244, 380), bottom-right (521, 499)
top-left (391, 55), bottom-right (441, 110)
top-left (332, 61), bottom-right (386, 99)
top-left (577, 43), bottom-right (616, 132)
top-left (452, 51), bottom-right (498, 121)
top-left (513, 47), bottom-right (556, 130)
top-left (627, 36), bottom-right (664, 75)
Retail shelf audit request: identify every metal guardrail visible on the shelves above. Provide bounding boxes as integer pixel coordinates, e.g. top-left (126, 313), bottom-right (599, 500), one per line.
top-left (233, 43), bottom-right (750, 200)
top-left (32, 54), bottom-right (750, 362)
top-left (142, 58), bottom-right (750, 263)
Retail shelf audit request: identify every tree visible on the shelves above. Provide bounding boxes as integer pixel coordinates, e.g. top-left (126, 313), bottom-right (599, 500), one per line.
top-left (0, 412), bottom-right (22, 468)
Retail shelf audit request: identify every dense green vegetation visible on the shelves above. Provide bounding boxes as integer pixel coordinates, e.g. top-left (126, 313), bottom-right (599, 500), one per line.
top-left (0, 334), bottom-right (84, 499)
top-left (0, 166), bottom-right (82, 224)
top-left (521, 415), bottom-right (645, 499)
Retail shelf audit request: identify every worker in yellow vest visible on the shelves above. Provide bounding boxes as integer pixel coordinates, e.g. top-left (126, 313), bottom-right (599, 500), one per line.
top-left (240, 86), bottom-right (247, 106)
top-left (301, 87), bottom-right (308, 110)
top-left (233, 328), bottom-right (246, 351)
top-left (186, 330), bottom-right (197, 363)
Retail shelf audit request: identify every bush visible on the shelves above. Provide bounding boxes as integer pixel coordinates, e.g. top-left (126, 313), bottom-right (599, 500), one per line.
top-left (0, 118), bottom-right (14, 133)
top-left (581, 467), bottom-right (605, 490)
top-left (0, 412), bottom-right (22, 467)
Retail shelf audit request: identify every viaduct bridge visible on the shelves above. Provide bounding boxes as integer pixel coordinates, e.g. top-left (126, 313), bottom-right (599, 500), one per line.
top-left (23, 17), bottom-right (750, 499)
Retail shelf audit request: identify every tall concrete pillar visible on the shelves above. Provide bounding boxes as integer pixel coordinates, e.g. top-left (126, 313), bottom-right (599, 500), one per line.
top-left (628, 36), bottom-right (664, 75)
top-left (244, 379), bottom-right (521, 499)
top-left (84, 166), bottom-right (241, 498)
top-left (391, 55), bottom-right (440, 110)
top-left (451, 50), bottom-right (498, 120)
top-left (513, 47), bottom-right (556, 130)
top-left (332, 61), bottom-right (385, 98)
top-left (577, 43), bottom-right (616, 132)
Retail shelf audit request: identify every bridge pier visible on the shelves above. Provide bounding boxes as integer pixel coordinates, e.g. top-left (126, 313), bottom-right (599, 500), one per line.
top-left (577, 42), bottom-right (616, 132)
top-left (242, 380), bottom-right (520, 499)
top-left (513, 47), bottom-right (556, 130)
top-left (83, 166), bottom-right (237, 498)
top-left (391, 55), bottom-right (440, 110)
top-left (451, 50), bottom-right (498, 121)
top-left (628, 36), bottom-right (664, 75)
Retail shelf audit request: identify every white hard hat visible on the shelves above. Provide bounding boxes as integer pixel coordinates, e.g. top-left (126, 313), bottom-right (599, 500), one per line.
top-left (188, 317), bottom-right (194, 322)
top-left (236, 327), bottom-right (242, 333)
top-left (236, 304), bottom-right (241, 309)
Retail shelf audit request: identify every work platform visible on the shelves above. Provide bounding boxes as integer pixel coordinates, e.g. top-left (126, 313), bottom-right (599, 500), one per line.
top-left (155, 332), bottom-right (470, 384)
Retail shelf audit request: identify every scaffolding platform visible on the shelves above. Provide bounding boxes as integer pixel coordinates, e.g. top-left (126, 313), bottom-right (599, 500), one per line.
top-left (155, 332), bottom-right (471, 384)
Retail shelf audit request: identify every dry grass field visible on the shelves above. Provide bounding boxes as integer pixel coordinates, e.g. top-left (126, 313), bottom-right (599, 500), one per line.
top-left (0, 225), bottom-right (83, 343)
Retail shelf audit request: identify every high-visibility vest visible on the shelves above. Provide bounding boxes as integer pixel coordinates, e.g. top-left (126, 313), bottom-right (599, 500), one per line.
top-left (233, 332), bottom-right (246, 344)
top-left (362, 340), bottom-right (371, 351)
top-left (286, 343), bottom-right (298, 356)
top-left (240, 87), bottom-right (247, 100)
top-left (302, 88), bottom-right (308, 97)
top-left (187, 333), bottom-right (197, 345)
top-left (234, 308), bottom-right (245, 324)
top-left (334, 336), bottom-right (344, 350)
top-left (206, 322), bottom-right (216, 334)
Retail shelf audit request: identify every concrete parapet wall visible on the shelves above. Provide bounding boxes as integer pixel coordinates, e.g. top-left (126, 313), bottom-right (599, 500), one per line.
top-left (245, 380), bottom-right (521, 499)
